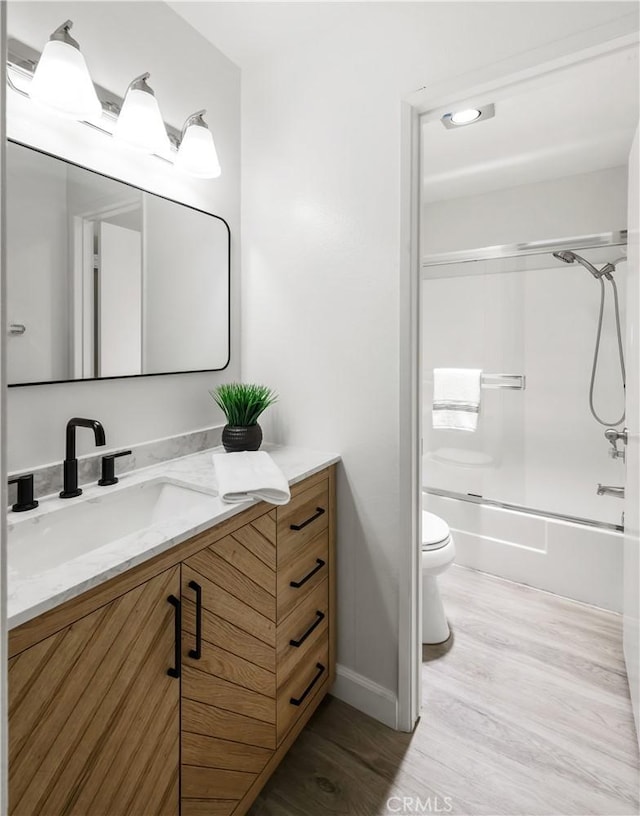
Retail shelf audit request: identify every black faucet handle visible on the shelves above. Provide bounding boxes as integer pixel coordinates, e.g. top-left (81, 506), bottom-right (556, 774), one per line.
top-left (8, 474), bottom-right (39, 512)
top-left (98, 450), bottom-right (132, 487)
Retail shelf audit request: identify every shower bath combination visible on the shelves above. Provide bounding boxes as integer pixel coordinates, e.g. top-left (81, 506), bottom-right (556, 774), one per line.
top-left (553, 249), bottom-right (626, 427)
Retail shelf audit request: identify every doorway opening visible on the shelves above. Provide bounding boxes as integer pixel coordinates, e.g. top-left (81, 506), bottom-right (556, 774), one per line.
top-left (410, 35), bottom-right (640, 811)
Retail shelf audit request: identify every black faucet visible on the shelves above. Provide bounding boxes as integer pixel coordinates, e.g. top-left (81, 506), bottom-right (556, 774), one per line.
top-left (60, 418), bottom-right (106, 499)
top-left (8, 474), bottom-right (39, 512)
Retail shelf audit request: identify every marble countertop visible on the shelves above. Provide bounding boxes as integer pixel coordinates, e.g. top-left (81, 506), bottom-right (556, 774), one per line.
top-left (7, 445), bottom-right (340, 630)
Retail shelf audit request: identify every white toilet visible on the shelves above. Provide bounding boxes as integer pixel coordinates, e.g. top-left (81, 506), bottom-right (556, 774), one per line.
top-left (422, 510), bottom-right (456, 644)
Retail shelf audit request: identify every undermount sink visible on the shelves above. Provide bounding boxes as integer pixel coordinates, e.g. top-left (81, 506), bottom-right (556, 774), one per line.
top-left (8, 478), bottom-right (217, 577)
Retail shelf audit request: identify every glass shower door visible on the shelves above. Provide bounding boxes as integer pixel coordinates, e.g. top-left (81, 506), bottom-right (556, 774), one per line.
top-left (422, 237), bottom-right (627, 528)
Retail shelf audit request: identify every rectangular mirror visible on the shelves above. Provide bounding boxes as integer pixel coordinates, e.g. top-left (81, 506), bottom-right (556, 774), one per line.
top-left (6, 140), bottom-right (230, 386)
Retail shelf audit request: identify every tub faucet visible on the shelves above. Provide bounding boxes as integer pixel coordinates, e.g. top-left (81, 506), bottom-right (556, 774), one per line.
top-left (60, 418), bottom-right (106, 499)
top-left (597, 484), bottom-right (624, 500)
top-left (604, 428), bottom-right (627, 462)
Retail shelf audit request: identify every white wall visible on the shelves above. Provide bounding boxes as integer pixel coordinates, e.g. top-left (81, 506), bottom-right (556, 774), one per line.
top-left (239, 2), bottom-right (640, 718)
top-left (6, 1), bottom-right (240, 470)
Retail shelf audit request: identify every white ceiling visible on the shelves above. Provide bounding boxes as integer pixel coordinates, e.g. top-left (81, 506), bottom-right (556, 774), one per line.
top-left (169, 2), bottom-right (367, 68)
top-left (421, 46), bottom-right (639, 202)
top-left (169, 3), bottom-right (639, 204)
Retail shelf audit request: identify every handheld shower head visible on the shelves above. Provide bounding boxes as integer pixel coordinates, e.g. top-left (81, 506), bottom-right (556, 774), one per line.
top-left (553, 250), bottom-right (577, 265)
top-left (552, 246), bottom-right (626, 427)
top-left (552, 249), bottom-right (603, 279)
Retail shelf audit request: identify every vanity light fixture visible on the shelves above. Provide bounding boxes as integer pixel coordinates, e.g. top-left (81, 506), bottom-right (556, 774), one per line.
top-left (29, 20), bottom-right (102, 121)
top-left (441, 103), bottom-right (495, 129)
top-left (113, 73), bottom-right (172, 157)
top-left (175, 110), bottom-right (221, 179)
top-left (7, 27), bottom-right (221, 176)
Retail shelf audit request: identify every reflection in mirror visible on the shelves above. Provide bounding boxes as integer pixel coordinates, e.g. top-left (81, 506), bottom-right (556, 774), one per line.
top-left (6, 140), bottom-right (230, 386)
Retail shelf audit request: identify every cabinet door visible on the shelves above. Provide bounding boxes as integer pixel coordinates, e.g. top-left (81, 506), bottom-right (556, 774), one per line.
top-left (8, 566), bottom-right (181, 816)
top-left (181, 512), bottom-right (277, 816)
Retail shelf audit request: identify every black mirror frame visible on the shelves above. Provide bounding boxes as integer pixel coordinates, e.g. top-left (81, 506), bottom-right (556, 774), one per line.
top-left (6, 138), bottom-right (231, 388)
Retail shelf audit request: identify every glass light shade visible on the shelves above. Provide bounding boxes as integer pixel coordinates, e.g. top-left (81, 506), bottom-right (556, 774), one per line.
top-left (176, 123), bottom-right (221, 179)
top-left (29, 40), bottom-right (102, 121)
top-left (450, 108), bottom-right (482, 125)
top-left (114, 87), bottom-right (172, 157)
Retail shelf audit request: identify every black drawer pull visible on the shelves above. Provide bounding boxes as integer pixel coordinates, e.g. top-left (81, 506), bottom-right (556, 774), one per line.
top-left (167, 595), bottom-right (181, 679)
top-left (290, 558), bottom-right (326, 589)
top-left (188, 580), bottom-right (202, 660)
top-left (290, 506), bottom-right (325, 531)
top-left (289, 611), bottom-right (325, 648)
top-left (290, 663), bottom-right (326, 706)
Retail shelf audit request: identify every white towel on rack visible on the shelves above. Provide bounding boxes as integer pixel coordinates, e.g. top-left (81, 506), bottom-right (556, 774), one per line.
top-left (213, 450), bottom-right (291, 505)
top-left (432, 368), bottom-right (482, 432)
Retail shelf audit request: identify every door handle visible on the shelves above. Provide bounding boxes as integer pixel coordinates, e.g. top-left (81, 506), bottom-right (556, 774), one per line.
top-left (188, 580), bottom-right (202, 660)
top-left (289, 611), bottom-right (325, 648)
top-left (289, 663), bottom-right (326, 706)
top-left (289, 558), bottom-right (326, 589)
top-left (167, 595), bottom-right (181, 678)
top-left (290, 507), bottom-right (325, 531)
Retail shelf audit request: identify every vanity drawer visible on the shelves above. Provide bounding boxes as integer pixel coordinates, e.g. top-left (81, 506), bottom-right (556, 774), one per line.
top-left (277, 479), bottom-right (329, 564)
top-left (277, 578), bottom-right (329, 686)
top-left (277, 529), bottom-right (329, 621)
top-left (277, 635), bottom-right (329, 743)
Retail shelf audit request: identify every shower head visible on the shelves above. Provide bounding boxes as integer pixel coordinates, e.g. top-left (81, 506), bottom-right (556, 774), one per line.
top-left (553, 250), bottom-right (577, 264)
top-left (552, 249), bottom-right (605, 279)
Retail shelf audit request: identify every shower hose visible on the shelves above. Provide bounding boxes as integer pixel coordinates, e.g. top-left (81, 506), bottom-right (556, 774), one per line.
top-left (590, 275), bottom-right (626, 427)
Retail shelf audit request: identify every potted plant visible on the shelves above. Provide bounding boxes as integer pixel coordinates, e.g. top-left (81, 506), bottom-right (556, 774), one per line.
top-left (210, 383), bottom-right (278, 452)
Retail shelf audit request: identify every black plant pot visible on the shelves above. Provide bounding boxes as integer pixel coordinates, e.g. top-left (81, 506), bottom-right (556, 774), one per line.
top-left (222, 423), bottom-right (263, 453)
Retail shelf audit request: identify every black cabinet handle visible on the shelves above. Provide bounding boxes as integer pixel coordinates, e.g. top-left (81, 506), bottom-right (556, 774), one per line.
top-left (167, 595), bottom-right (181, 678)
top-left (188, 580), bottom-right (202, 660)
top-left (289, 558), bottom-right (326, 589)
top-left (290, 507), bottom-right (325, 531)
top-left (290, 663), bottom-right (326, 706)
top-left (289, 611), bottom-right (325, 648)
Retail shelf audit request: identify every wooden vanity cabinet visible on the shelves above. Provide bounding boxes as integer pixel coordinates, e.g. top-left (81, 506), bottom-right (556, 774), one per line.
top-left (8, 566), bottom-right (181, 816)
top-left (180, 467), bottom-right (335, 816)
top-left (7, 465), bottom-right (336, 816)
top-left (180, 514), bottom-right (278, 813)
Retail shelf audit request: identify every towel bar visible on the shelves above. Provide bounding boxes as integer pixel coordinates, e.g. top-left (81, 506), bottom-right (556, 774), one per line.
top-left (480, 374), bottom-right (526, 390)
top-left (427, 372), bottom-right (526, 391)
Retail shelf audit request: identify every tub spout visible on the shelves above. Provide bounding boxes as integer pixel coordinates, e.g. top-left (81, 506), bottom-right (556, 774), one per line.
top-left (596, 484), bottom-right (624, 499)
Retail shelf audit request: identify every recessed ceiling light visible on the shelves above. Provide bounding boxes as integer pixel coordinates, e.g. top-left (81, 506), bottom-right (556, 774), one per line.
top-left (451, 108), bottom-right (481, 125)
top-left (441, 103), bottom-right (495, 130)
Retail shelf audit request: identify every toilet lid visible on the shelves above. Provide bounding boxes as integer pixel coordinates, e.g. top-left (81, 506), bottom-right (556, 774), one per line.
top-left (422, 511), bottom-right (450, 550)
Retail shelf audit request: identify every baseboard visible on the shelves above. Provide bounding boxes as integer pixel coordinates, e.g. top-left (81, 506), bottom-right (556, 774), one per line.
top-left (331, 664), bottom-right (398, 729)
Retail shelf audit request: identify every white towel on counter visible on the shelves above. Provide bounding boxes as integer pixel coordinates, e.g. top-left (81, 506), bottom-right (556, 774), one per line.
top-left (432, 368), bottom-right (482, 432)
top-left (213, 451), bottom-right (291, 505)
